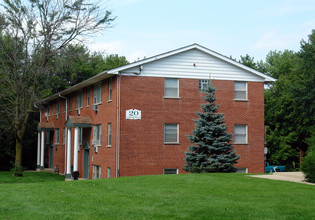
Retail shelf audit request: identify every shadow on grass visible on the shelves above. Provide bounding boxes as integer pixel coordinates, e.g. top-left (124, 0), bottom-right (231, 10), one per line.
top-left (0, 171), bottom-right (65, 184)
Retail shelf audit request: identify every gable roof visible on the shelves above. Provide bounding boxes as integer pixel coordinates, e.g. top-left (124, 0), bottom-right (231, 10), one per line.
top-left (42, 43), bottom-right (275, 103)
top-left (106, 43), bottom-right (275, 82)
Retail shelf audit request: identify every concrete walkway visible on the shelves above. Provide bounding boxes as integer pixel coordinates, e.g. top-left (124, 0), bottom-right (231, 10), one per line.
top-left (250, 172), bottom-right (314, 185)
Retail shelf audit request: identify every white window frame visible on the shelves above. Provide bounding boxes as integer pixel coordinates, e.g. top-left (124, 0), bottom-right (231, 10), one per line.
top-left (94, 83), bottom-right (102, 105)
top-left (199, 79), bottom-right (209, 92)
top-left (108, 79), bottom-right (112, 101)
top-left (92, 165), bottom-right (101, 179)
top-left (164, 123), bottom-right (179, 144)
top-left (234, 81), bottom-right (248, 100)
top-left (107, 123), bottom-right (112, 147)
top-left (55, 129), bottom-right (60, 144)
top-left (164, 78), bottom-right (179, 98)
top-left (234, 124), bottom-right (248, 144)
top-left (93, 124), bottom-right (101, 146)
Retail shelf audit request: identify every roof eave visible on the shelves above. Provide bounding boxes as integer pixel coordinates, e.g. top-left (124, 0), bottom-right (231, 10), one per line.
top-left (42, 72), bottom-right (116, 103)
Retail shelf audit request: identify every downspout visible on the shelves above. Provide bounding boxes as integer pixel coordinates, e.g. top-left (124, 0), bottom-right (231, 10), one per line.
top-left (116, 74), bottom-right (121, 177)
top-left (59, 94), bottom-right (67, 175)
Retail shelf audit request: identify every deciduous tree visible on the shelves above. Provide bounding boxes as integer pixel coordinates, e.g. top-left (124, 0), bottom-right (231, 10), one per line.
top-left (0, 0), bottom-right (115, 176)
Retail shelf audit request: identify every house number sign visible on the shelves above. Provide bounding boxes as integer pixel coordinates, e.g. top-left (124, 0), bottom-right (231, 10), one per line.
top-left (126, 109), bottom-right (141, 120)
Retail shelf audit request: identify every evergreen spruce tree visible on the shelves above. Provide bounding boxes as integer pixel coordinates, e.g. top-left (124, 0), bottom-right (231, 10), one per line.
top-left (184, 84), bottom-right (240, 173)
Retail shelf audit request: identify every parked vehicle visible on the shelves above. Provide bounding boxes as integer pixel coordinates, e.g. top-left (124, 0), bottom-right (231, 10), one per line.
top-left (265, 162), bottom-right (286, 173)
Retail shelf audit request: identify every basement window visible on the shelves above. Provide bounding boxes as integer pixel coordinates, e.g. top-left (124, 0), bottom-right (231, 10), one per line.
top-left (164, 168), bottom-right (178, 174)
top-left (92, 165), bottom-right (101, 179)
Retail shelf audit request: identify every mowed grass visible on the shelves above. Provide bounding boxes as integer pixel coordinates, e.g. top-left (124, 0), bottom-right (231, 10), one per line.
top-left (0, 172), bottom-right (314, 220)
top-left (0, 171), bottom-right (65, 184)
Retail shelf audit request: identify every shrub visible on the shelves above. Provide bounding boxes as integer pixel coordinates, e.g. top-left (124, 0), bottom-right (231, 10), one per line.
top-left (301, 150), bottom-right (315, 183)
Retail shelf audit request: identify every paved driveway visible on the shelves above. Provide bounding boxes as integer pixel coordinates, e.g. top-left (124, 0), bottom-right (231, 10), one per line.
top-left (250, 172), bottom-right (314, 185)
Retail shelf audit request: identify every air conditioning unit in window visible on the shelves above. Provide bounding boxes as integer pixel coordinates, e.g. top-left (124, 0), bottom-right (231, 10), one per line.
top-left (77, 109), bottom-right (80, 115)
top-left (92, 104), bottom-right (98, 112)
top-left (94, 146), bottom-right (98, 154)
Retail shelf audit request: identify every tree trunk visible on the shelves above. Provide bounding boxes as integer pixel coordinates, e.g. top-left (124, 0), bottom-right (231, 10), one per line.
top-left (13, 112), bottom-right (29, 177)
top-left (13, 136), bottom-right (23, 176)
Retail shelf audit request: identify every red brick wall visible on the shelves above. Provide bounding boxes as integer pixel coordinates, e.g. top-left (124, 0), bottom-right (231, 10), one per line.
top-left (42, 77), bottom-right (118, 178)
top-left (119, 76), bottom-right (265, 176)
top-left (41, 74), bottom-right (265, 178)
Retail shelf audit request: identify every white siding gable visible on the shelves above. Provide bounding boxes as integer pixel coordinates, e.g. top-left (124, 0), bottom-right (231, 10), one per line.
top-left (120, 49), bottom-right (264, 82)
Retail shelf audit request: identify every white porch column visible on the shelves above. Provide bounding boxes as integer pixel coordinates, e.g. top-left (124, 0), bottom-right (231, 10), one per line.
top-left (73, 127), bottom-right (79, 172)
top-left (66, 127), bottom-right (72, 179)
top-left (37, 132), bottom-right (41, 170)
top-left (40, 130), bottom-right (45, 170)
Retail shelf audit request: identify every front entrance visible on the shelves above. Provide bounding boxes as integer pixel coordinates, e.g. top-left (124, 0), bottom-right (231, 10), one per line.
top-left (83, 142), bottom-right (90, 179)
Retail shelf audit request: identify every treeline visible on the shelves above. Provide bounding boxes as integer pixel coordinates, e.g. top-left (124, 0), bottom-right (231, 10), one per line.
top-left (239, 30), bottom-right (315, 170)
top-left (0, 44), bottom-right (128, 170)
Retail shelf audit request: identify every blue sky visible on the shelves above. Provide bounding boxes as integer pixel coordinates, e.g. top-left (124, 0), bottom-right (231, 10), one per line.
top-left (89, 0), bottom-right (315, 62)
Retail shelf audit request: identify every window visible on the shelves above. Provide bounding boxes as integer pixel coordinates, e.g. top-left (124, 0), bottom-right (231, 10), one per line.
top-left (79, 127), bottom-right (83, 145)
top-left (234, 125), bottom-right (247, 144)
top-left (107, 123), bottom-right (112, 146)
top-left (108, 79), bottom-right (112, 101)
top-left (164, 124), bottom-right (179, 143)
top-left (199, 79), bottom-right (209, 92)
top-left (63, 128), bottom-right (65, 145)
top-left (234, 81), bottom-right (247, 100)
top-left (77, 91), bottom-right (83, 108)
top-left (164, 168), bottom-right (178, 174)
top-left (69, 97), bottom-right (72, 111)
top-left (63, 100), bottom-right (66, 113)
top-left (164, 78), bottom-right (179, 98)
top-left (236, 168), bottom-right (248, 173)
top-left (55, 129), bottom-right (60, 144)
top-left (56, 100), bottom-right (60, 114)
top-left (94, 83), bottom-right (102, 104)
top-left (92, 165), bottom-right (101, 179)
top-left (86, 88), bottom-right (90, 106)
top-left (93, 125), bottom-right (101, 146)
top-left (107, 167), bottom-right (111, 178)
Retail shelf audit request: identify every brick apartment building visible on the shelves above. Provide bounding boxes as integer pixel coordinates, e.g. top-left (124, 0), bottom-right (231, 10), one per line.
top-left (36, 44), bottom-right (275, 179)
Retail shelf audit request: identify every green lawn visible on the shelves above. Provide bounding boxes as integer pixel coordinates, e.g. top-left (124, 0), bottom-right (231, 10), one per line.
top-left (0, 171), bottom-right (65, 184)
top-left (0, 172), bottom-right (314, 219)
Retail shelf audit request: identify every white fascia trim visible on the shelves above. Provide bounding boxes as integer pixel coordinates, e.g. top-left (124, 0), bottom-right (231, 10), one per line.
top-left (193, 44), bottom-right (276, 82)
